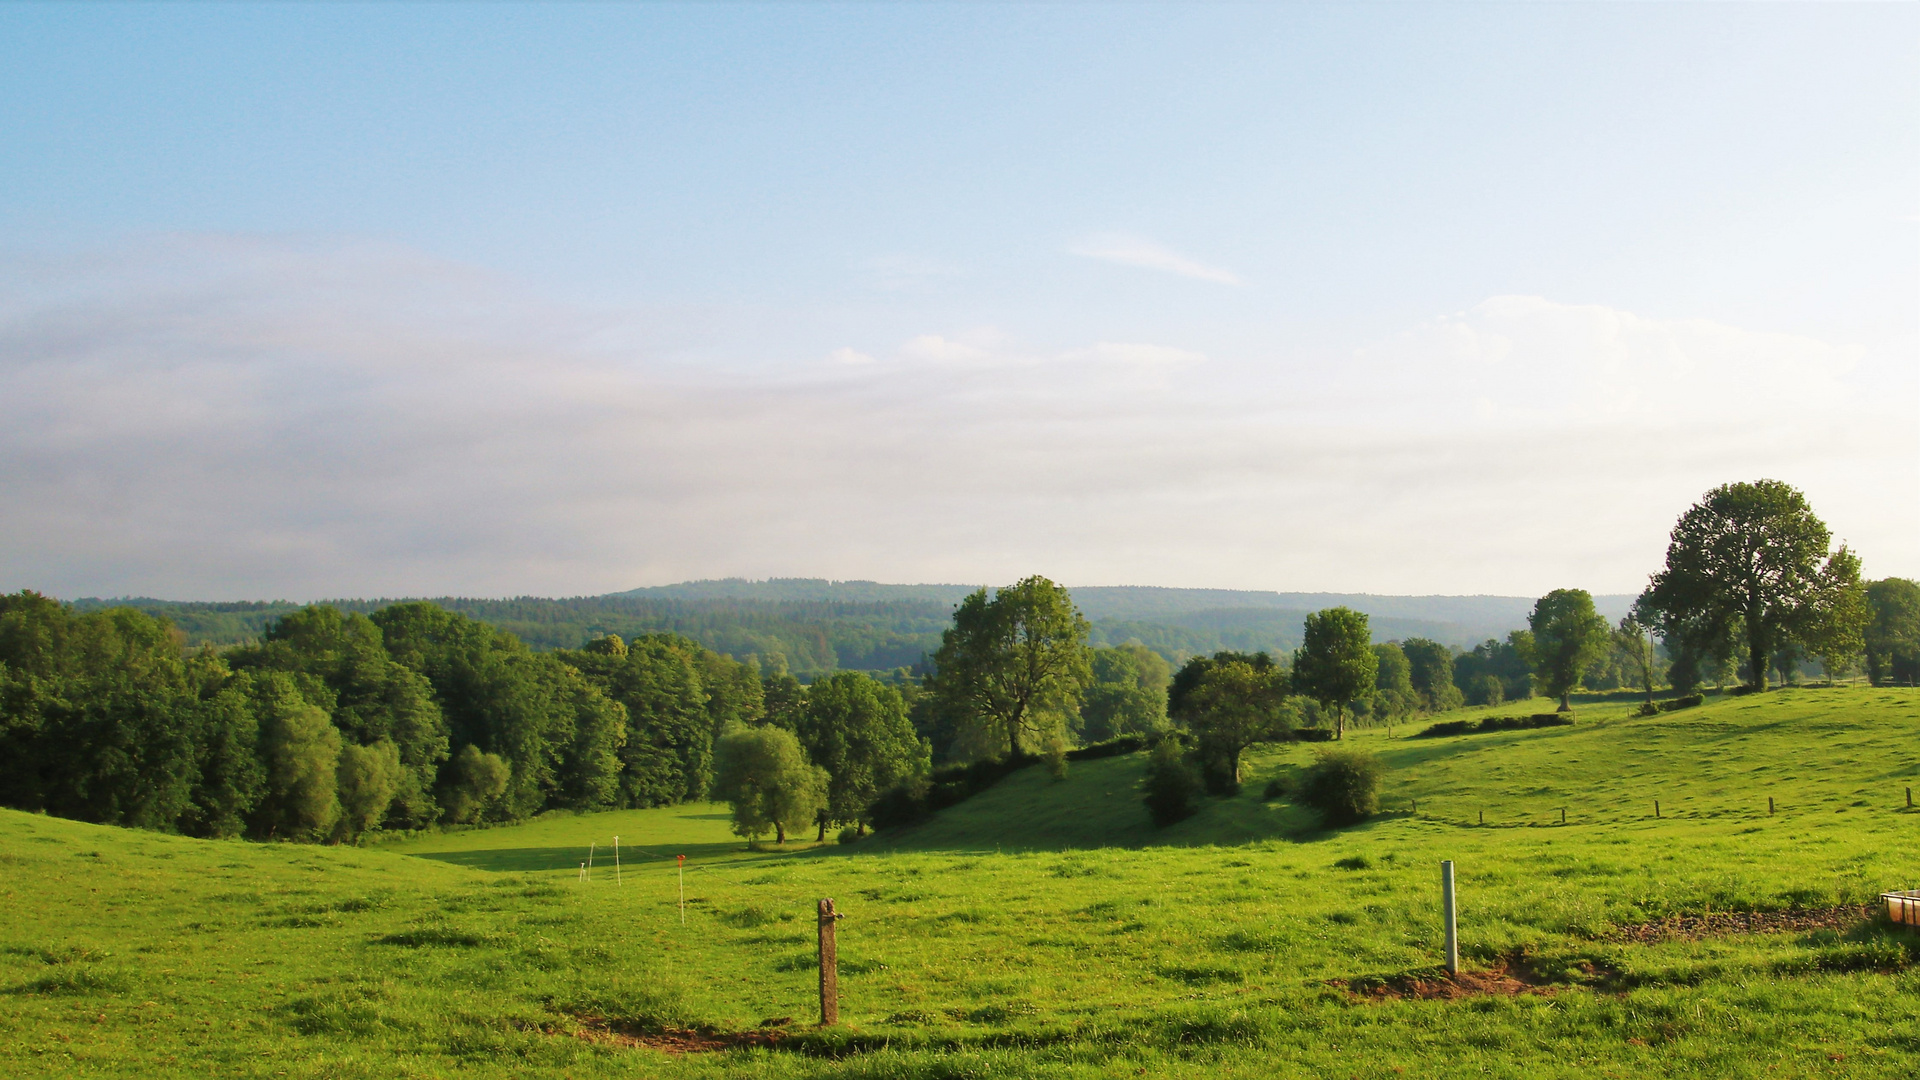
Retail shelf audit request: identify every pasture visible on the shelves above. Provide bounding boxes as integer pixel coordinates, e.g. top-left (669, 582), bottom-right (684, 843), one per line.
top-left (4, 687), bottom-right (1918, 1078)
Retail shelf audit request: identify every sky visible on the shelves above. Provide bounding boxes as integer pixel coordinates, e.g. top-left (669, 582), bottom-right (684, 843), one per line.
top-left (1, 2), bottom-right (1915, 601)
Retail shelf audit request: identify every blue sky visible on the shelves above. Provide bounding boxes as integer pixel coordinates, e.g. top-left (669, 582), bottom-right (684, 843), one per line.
top-left (1, 3), bottom-right (1915, 599)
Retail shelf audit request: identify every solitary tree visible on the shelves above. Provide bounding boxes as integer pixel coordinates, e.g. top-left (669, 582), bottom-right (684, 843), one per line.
top-left (926, 576), bottom-right (1091, 762)
top-left (1864, 578), bottom-right (1920, 686)
top-left (792, 671), bottom-right (929, 838)
top-left (1293, 608), bottom-right (1378, 739)
top-left (1371, 643), bottom-right (1417, 737)
top-left (1178, 659), bottom-right (1291, 792)
top-left (711, 725), bottom-right (828, 845)
top-left (1636, 480), bottom-right (1866, 692)
top-left (1527, 589), bottom-right (1610, 711)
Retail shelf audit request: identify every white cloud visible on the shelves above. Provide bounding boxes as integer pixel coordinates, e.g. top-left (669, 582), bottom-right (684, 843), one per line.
top-left (0, 239), bottom-right (1910, 600)
top-left (1067, 233), bottom-right (1244, 286)
top-left (828, 346), bottom-right (876, 366)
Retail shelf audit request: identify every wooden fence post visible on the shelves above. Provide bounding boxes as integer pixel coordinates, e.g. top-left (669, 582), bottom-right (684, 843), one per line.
top-left (818, 898), bottom-right (841, 1026)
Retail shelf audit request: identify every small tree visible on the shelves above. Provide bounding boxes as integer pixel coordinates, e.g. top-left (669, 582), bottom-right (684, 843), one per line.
top-left (1614, 616), bottom-right (1659, 708)
top-left (712, 725), bottom-right (828, 846)
top-left (334, 738), bottom-right (403, 841)
top-left (1141, 739), bottom-right (1202, 827)
top-left (1295, 747), bottom-right (1382, 827)
top-left (1864, 578), bottom-right (1920, 686)
top-left (1526, 589), bottom-right (1610, 711)
top-left (1293, 608), bottom-right (1378, 739)
top-left (440, 743), bottom-right (510, 824)
top-left (1178, 659), bottom-right (1291, 793)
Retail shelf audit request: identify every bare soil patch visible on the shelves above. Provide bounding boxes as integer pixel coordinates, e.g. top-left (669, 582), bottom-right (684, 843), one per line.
top-left (1604, 904), bottom-right (1876, 944)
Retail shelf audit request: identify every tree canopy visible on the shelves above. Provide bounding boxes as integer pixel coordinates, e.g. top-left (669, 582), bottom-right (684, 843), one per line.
top-left (925, 576), bottom-right (1090, 762)
top-left (1635, 480), bottom-right (1866, 691)
top-left (1526, 589), bottom-right (1611, 710)
top-left (1292, 607), bottom-right (1378, 739)
top-left (711, 724), bottom-right (828, 845)
top-left (1865, 578), bottom-right (1920, 686)
top-left (792, 671), bottom-right (929, 836)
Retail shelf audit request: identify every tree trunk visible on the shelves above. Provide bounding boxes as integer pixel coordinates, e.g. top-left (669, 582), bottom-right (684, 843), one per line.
top-left (1748, 623), bottom-right (1769, 691)
top-left (1558, 692), bottom-right (1571, 712)
top-left (776, 822), bottom-right (786, 844)
top-left (1335, 705), bottom-right (1344, 740)
top-left (816, 819), bottom-right (826, 842)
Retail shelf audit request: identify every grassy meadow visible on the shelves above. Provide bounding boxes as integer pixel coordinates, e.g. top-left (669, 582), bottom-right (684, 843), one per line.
top-left (4, 687), bottom-right (1918, 1078)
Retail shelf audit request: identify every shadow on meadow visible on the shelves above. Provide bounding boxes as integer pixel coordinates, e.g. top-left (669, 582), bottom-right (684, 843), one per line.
top-left (411, 840), bottom-right (756, 873)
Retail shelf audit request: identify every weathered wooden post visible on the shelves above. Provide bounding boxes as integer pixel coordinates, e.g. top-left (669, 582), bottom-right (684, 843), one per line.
top-left (1559, 807), bottom-right (1566, 825)
top-left (818, 898), bottom-right (842, 1025)
top-left (1907, 787), bottom-right (1913, 809)
top-left (1441, 861), bottom-right (1459, 976)
top-left (1654, 799), bottom-right (1661, 819)
top-left (1768, 796), bottom-right (1774, 816)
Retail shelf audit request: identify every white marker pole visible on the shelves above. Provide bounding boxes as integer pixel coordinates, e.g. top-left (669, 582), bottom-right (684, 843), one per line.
top-left (587, 842), bottom-right (595, 883)
top-left (1441, 860), bottom-right (1459, 976)
top-left (614, 836), bottom-right (621, 886)
top-left (578, 861), bottom-right (586, 882)
top-left (677, 854), bottom-right (686, 925)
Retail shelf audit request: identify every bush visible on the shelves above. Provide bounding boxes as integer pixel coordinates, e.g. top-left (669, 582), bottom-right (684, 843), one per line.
top-left (836, 825), bottom-right (863, 845)
top-left (1295, 747), bottom-right (1382, 827)
top-left (1142, 741), bottom-right (1202, 827)
top-left (1658, 694), bottom-right (1705, 712)
top-left (1412, 713), bottom-right (1574, 739)
top-left (1261, 776), bottom-right (1287, 801)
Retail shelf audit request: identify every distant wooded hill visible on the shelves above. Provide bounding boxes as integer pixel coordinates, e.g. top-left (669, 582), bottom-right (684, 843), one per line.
top-left (71, 579), bottom-right (1634, 675)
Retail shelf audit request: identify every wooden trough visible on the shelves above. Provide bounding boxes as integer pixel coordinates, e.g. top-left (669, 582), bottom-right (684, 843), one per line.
top-left (1883, 890), bottom-right (1920, 927)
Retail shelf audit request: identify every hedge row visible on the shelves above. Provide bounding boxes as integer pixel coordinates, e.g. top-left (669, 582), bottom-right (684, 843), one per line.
top-left (1413, 713), bottom-right (1573, 739)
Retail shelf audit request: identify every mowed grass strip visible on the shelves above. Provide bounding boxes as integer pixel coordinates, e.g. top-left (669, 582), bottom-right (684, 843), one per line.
top-left (1, 687), bottom-right (1916, 1079)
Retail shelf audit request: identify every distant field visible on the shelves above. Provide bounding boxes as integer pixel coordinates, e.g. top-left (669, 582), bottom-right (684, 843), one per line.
top-left (3, 687), bottom-right (1917, 1078)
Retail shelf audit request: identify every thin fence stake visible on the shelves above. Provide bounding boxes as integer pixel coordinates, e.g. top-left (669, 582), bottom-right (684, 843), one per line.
top-left (1768, 796), bottom-right (1774, 815)
top-left (677, 855), bottom-right (686, 925)
top-left (587, 842), bottom-right (595, 882)
top-left (614, 836), bottom-right (621, 886)
top-left (1441, 861), bottom-right (1459, 976)
top-left (818, 898), bottom-right (842, 1026)
top-left (1654, 800), bottom-right (1660, 819)
top-left (1478, 810), bottom-right (1483, 826)
top-left (1560, 807), bottom-right (1566, 825)
top-left (1908, 787), bottom-right (1913, 809)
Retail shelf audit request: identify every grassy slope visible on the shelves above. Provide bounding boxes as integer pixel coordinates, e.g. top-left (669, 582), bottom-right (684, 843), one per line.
top-left (2, 688), bottom-right (1917, 1079)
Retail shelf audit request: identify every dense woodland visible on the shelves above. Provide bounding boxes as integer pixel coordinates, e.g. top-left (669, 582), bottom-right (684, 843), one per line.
top-left (8, 482), bottom-right (1919, 844)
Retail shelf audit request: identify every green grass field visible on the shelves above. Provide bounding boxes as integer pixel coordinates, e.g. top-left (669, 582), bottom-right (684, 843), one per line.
top-left (5, 687), bottom-right (1919, 1078)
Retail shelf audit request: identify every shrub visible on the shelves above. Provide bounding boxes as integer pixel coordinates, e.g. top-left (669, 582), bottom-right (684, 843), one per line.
top-left (1295, 747), bottom-right (1382, 827)
top-left (836, 824), bottom-right (863, 844)
top-left (1142, 741), bottom-right (1202, 827)
top-left (1261, 777), bottom-right (1287, 801)
top-left (1658, 694), bottom-right (1705, 712)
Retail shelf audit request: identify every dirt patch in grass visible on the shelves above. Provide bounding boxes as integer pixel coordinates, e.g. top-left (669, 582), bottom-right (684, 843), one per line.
top-left (568, 1013), bottom-right (793, 1054)
top-left (1342, 960), bottom-right (1551, 1001)
top-left (1605, 904), bottom-right (1876, 943)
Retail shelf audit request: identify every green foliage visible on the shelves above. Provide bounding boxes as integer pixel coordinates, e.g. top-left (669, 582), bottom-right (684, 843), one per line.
top-left (793, 671), bottom-right (929, 831)
top-left (926, 576), bottom-right (1091, 761)
top-left (249, 673), bottom-right (343, 840)
top-left (1293, 746), bottom-right (1382, 826)
top-left (1400, 637), bottom-right (1462, 712)
top-left (711, 724), bottom-right (829, 844)
top-left (1141, 738), bottom-right (1202, 826)
top-left (1865, 577), bottom-right (1920, 686)
top-left (1175, 658), bottom-right (1292, 793)
top-left (1526, 589), bottom-right (1611, 710)
top-left (438, 743), bottom-right (510, 824)
top-left (334, 739), bottom-right (404, 841)
top-left (1080, 643), bottom-right (1170, 742)
top-left (229, 606), bottom-right (449, 829)
top-left (1292, 607), bottom-right (1378, 738)
top-left (1638, 480), bottom-right (1867, 692)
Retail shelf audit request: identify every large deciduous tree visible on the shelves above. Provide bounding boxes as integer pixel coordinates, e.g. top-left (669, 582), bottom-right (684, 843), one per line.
top-left (1292, 607), bottom-right (1378, 740)
top-left (926, 576), bottom-right (1090, 762)
top-left (1526, 589), bottom-right (1610, 711)
top-left (792, 671), bottom-right (929, 837)
top-left (1636, 481), bottom-right (1867, 692)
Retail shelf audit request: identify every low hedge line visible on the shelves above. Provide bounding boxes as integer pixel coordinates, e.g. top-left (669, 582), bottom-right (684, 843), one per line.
top-left (1414, 713), bottom-right (1573, 739)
